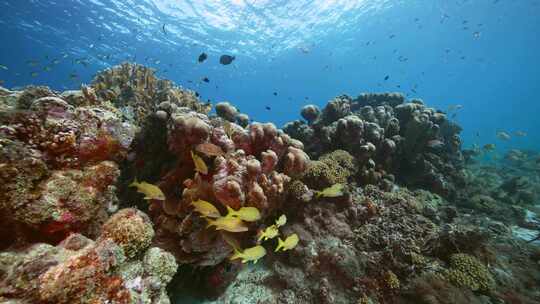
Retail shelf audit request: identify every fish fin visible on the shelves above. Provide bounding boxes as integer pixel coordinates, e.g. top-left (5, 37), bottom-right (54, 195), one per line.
top-left (205, 218), bottom-right (215, 228)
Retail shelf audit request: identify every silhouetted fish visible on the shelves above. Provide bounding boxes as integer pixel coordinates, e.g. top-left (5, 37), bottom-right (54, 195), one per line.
top-left (220, 55), bottom-right (235, 65)
top-left (202, 77), bottom-right (209, 83)
top-left (273, 92), bottom-right (277, 96)
top-left (198, 53), bottom-right (208, 63)
top-left (384, 75), bottom-right (389, 81)
top-left (265, 106), bottom-right (271, 110)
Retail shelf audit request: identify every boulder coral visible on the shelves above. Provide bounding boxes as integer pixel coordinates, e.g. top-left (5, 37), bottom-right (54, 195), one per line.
top-left (284, 92), bottom-right (465, 199)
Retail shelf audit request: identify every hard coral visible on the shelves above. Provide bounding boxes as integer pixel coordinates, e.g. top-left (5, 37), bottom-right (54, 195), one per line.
top-left (100, 208), bottom-right (154, 259)
top-left (443, 253), bottom-right (495, 292)
top-left (125, 106), bottom-right (309, 267)
top-left (284, 92), bottom-right (465, 199)
top-left (0, 209), bottom-right (177, 304)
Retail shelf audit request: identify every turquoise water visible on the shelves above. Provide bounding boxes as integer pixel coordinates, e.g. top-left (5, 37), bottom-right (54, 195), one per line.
top-left (1, 0), bottom-right (539, 152)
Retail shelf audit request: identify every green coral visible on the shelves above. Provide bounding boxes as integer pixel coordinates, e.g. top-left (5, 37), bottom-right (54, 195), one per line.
top-left (443, 253), bottom-right (495, 292)
top-left (319, 149), bottom-right (357, 173)
top-left (302, 150), bottom-right (356, 189)
top-left (385, 270), bottom-right (400, 289)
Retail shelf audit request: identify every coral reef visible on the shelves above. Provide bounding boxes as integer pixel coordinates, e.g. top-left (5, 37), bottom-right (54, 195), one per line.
top-left (1, 64), bottom-right (539, 304)
top-left (0, 208), bottom-right (177, 303)
top-left (284, 93), bottom-right (466, 199)
top-left (125, 108), bottom-right (309, 267)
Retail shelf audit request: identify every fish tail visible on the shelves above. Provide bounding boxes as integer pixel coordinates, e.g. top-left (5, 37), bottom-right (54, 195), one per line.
top-left (230, 249), bottom-right (243, 261)
top-left (226, 205), bottom-right (236, 217)
top-left (275, 238), bottom-right (284, 252)
top-left (205, 218), bottom-right (215, 229)
top-left (129, 177), bottom-right (139, 188)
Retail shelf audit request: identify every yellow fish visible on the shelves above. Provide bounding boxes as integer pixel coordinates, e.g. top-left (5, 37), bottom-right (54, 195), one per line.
top-left (230, 245), bottom-right (267, 264)
top-left (207, 217), bottom-right (249, 233)
top-left (191, 199), bottom-right (221, 218)
top-left (223, 121), bottom-right (235, 138)
top-left (315, 183), bottom-right (345, 198)
top-left (129, 179), bottom-right (165, 200)
top-left (275, 233), bottom-right (299, 252)
top-left (257, 224), bottom-right (279, 242)
top-left (225, 205), bottom-right (261, 222)
top-left (191, 150), bottom-right (208, 175)
top-left (275, 214), bottom-right (287, 228)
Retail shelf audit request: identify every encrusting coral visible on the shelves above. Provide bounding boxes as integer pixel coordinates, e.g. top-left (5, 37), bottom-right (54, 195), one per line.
top-left (0, 208), bottom-right (178, 303)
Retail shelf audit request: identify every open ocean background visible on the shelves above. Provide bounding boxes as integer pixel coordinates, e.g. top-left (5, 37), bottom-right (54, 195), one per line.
top-left (0, 0), bottom-right (539, 153)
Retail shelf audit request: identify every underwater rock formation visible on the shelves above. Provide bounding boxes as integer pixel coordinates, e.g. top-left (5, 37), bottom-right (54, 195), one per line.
top-left (0, 83), bottom-right (136, 245)
top-left (0, 208), bottom-right (177, 303)
top-left (284, 93), bottom-right (466, 199)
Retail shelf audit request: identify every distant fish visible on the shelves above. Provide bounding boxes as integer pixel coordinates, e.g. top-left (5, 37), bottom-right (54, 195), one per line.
top-left (447, 104), bottom-right (463, 111)
top-left (27, 60), bottom-right (39, 67)
top-left (219, 55), bottom-right (235, 65)
top-left (265, 106), bottom-right (271, 111)
top-left (0, 64), bottom-right (8, 70)
top-left (162, 24), bottom-right (167, 35)
top-left (426, 139), bottom-right (445, 149)
top-left (483, 143), bottom-right (496, 151)
top-left (473, 31), bottom-right (481, 38)
top-left (496, 131), bottom-right (511, 141)
top-left (514, 130), bottom-right (527, 137)
top-left (52, 59), bottom-right (61, 65)
top-left (273, 92), bottom-right (277, 96)
top-left (43, 66), bottom-right (52, 72)
top-left (30, 72), bottom-right (39, 77)
top-left (299, 46), bottom-right (310, 54)
top-left (389, 34), bottom-right (395, 39)
top-left (198, 52), bottom-right (208, 63)
top-left (384, 75), bottom-right (389, 81)
top-left (202, 77), bottom-right (209, 83)
top-left (69, 73), bottom-right (78, 80)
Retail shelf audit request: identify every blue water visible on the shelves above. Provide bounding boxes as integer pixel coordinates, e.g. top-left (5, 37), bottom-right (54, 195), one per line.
top-left (1, 0), bottom-right (539, 152)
